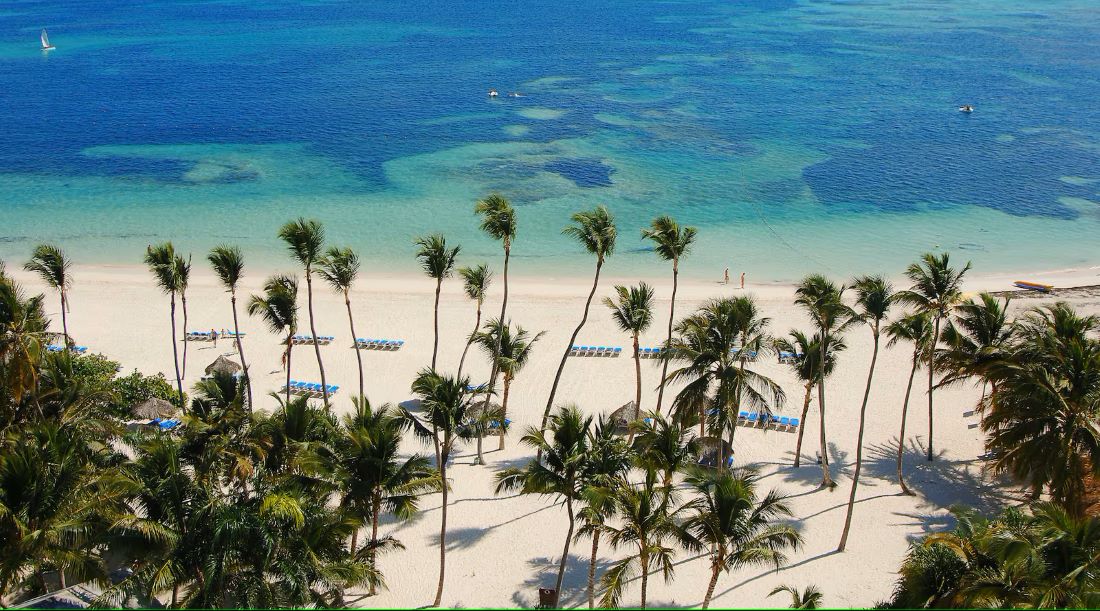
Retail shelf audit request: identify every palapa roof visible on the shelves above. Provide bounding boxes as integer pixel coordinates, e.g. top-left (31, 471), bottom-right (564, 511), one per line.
top-left (130, 396), bottom-right (177, 420)
top-left (608, 401), bottom-right (640, 434)
top-left (467, 401), bottom-right (504, 420)
top-left (204, 355), bottom-right (242, 376)
top-left (695, 436), bottom-right (733, 469)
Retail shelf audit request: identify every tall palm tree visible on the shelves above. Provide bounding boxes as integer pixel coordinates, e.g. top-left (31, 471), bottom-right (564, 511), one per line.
top-left (542, 206), bottom-right (617, 442)
top-left (472, 318), bottom-right (544, 449)
top-left (631, 414), bottom-right (698, 487)
top-left (897, 252), bottom-right (971, 462)
top-left (886, 312), bottom-right (934, 494)
top-left (728, 295), bottom-right (774, 446)
top-left (473, 194), bottom-right (517, 438)
top-left (403, 369), bottom-right (475, 607)
top-left (774, 331), bottom-right (845, 468)
top-left (456, 263), bottom-right (492, 378)
top-left (769, 585), bottom-right (824, 609)
top-left (247, 275), bottom-right (298, 403)
top-left (682, 467), bottom-right (802, 609)
top-left (838, 275), bottom-right (894, 552)
top-left (604, 282), bottom-right (654, 441)
top-left (496, 406), bottom-right (592, 608)
top-left (599, 472), bottom-right (687, 610)
top-left (0, 265), bottom-right (49, 417)
top-left (278, 218), bottom-right (330, 404)
top-left (337, 398), bottom-right (437, 595)
top-left (414, 234), bottom-right (461, 370)
top-left (174, 253), bottom-right (192, 380)
top-left (208, 245), bottom-right (253, 409)
top-left (144, 243), bottom-right (185, 405)
top-left (575, 415), bottom-right (631, 609)
top-left (641, 216), bottom-right (697, 414)
top-left (939, 292), bottom-right (1015, 410)
top-left (794, 275), bottom-right (854, 488)
top-left (24, 244), bottom-right (73, 346)
top-left (318, 246), bottom-right (366, 400)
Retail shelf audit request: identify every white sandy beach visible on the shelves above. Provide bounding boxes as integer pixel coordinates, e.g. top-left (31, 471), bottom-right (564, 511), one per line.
top-left (10, 262), bottom-right (1100, 609)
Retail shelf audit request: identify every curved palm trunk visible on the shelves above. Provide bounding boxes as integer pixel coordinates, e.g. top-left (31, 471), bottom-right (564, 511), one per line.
top-left (343, 290), bottom-right (365, 400)
top-left (838, 329), bottom-right (880, 551)
top-left (475, 429), bottom-right (484, 465)
top-left (59, 289), bottom-right (71, 346)
top-left (897, 353), bottom-right (919, 495)
top-left (543, 259), bottom-right (603, 436)
top-left (480, 242), bottom-right (511, 431)
top-left (499, 374), bottom-right (512, 450)
top-left (927, 316), bottom-right (941, 461)
top-left (431, 277), bottom-right (443, 370)
top-left (169, 295), bottom-right (184, 406)
top-left (552, 495), bottom-right (576, 608)
top-left (818, 328), bottom-right (833, 487)
top-left (305, 270), bottom-right (329, 404)
top-left (285, 338), bottom-right (294, 403)
top-left (180, 291), bottom-right (189, 379)
top-left (655, 258), bottom-right (678, 414)
top-left (587, 530), bottom-right (601, 609)
top-left (229, 290), bottom-right (253, 410)
top-left (793, 381), bottom-right (813, 468)
top-left (456, 301), bottom-right (481, 379)
top-left (627, 333), bottom-right (642, 445)
top-left (434, 439), bottom-right (450, 607)
top-left (701, 553), bottom-right (722, 610)
top-left (369, 493), bottom-right (381, 596)
top-left (640, 548), bottom-right (650, 610)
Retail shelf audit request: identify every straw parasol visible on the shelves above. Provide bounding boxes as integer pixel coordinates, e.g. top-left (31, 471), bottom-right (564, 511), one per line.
top-left (131, 396), bottom-right (177, 420)
top-left (467, 401), bottom-right (504, 421)
top-left (608, 401), bottom-right (640, 435)
top-left (205, 355), bottom-right (242, 377)
top-left (695, 436), bottom-right (734, 469)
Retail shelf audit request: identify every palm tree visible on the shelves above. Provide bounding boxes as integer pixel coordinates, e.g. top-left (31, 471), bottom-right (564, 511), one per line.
top-left (472, 319), bottom-right (544, 449)
top-left (174, 253), bottom-right (192, 380)
top-left (769, 585), bottom-right (824, 609)
top-left (604, 282), bottom-right (654, 441)
top-left (542, 206), bottom-right (617, 442)
top-left (473, 194), bottom-right (517, 440)
top-left (599, 472), bottom-right (687, 610)
top-left (682, 467), bottom-right (802, 609)
top-left (794, 275), bottom-right (854, 487)
top-left (208, 245), bottom-right (253, 409)
top-left (886, 312), bottom-right (934, 494)
top-left (838, 275), bottom-right (894, 552)
top-left (278, 217), bottom-right (330, 404)
top-left (641, 216), bottom-right (697, 414)
top-left (774, 331), bottom-right (845, 468)
top-left (414, 234), bottom-right (461, 370)
top-left (456, 263), bottom-right (492, 378)
top-left (24, 244), bottom-right (73, 346)
top-left (318, 246), bottom-right (366, 400)
top-left (631, 414), bottom-right (698, 487)
top-left (496, 406), bottom-right (592, 608)
top-left (575, 416), bottom-right (631, 609)
top-left (0, 263), bottom-right (50, 416)
top-left (247, 275), bottom-right (299, 402)
top-left (337, 398), bottom-right (437, 595)
top-left (403, 369), bottom-right (476, 607)
top-left (728, 295), bottom-right (775, 446)
top-left (939, 292), bottom-right (1015, 410)
top-left (897, 252), bottom-right (971, 462)
top-left (144, 243), bottom-right (185, 405)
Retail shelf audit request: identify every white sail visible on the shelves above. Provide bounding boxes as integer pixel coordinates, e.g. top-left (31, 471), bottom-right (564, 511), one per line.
top-left (40, 29), bottom-right (52, 49)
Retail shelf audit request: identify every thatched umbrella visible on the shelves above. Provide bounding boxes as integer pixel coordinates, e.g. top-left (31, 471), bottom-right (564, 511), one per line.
top-left (608, 401), bottom-right (640, 435)
top-left (131, 396), bottom-right (177, 420)
top-left (467, 401), bottom-right (504, 422)
top-left (695, 436), bottom-right (734, 469)
top-left (205, 355), bottom-right (242, 377)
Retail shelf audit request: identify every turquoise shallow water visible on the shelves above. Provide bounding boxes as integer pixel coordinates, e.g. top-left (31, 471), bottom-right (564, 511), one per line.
top-left (1, 0), bottom-right (1098, 280)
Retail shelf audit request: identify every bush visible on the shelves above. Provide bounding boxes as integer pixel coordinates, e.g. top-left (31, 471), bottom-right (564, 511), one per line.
top-left (71, 353), bottom-right (182, 419)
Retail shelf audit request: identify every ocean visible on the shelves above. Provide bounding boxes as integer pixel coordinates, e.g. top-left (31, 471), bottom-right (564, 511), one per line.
top-left (1, 0), bottom-right (1098, 281)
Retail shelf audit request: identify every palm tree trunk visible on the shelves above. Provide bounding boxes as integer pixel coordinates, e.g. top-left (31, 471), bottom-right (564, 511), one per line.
top-left (897, 353), bottom-right (919, 495)
top-left (640, 548), bottom-right (650, 610)
top-left (543, 259), bottom-right (603, 440)
top-left (552, 495), bottom-right (576, 608)
top-left (59, 289), bottom-right (70, 346)
top-left (701, 556), bottom-right (722, 610)
top-left (305, 270), bottom-right (329, 404)
top-left (456, 302), bottom-right (481, 379)
top-left (230, 291), bottom-right (253, 410)
top-left (655, 258), bottom-right (678, 414)
top-left (818, 329), bottom-right (833, 487)
top-left (927, 316), bottom-right (941, 461)
top-left (58, 569), bottom-right (66, 590)
top-left (350, 529), bottom-right (359, 556)
top-left (627, 333), bottom-right (642, 445)
top-left (587, 530), bottom-right (601, 609)
top-left (344, 291), bottom-right (364, 400)
top-left (479, 242), bottom-right (510, 444)
top-left (431, 277), bottom-right (443, 370)
top-left (434, 443), bottom-right (449, 607)
top-left (169, 294), bottom-right (184, 406)
top-left (285, 339), bottom-right (293, 403)
top-left (181, 291), bottom-right (189, 379)
top-left (838, 330), bottom-right (880, 551)
top-left (794, 382), bottom-right (813, 468)
top-left (369, 494), bottom-right (381, 596)
top-left (475, 431), bottom-right (484, 465)
top-left (499, 374), bottom-right (512, 450)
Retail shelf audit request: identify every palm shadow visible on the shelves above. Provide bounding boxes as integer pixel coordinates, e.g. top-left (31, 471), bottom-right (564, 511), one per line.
top-left (777, 441), bottom-right (850, 488)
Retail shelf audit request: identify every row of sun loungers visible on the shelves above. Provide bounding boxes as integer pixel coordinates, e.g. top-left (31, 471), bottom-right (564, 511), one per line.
top-left (285, 380), bottom-right (340, 397)
top-left (639, 347), bottom-right (665, 359)
top-left (127, 417), bottom-right (182, 431)
top-left (47, 345), bottom-right (88, 353)
top-left (292, 334), bottom-right (335, 345)
top-left (730, 348), bottom-right (758, 361)
top-left (739, 411), bottom-right (800, 431)
top-left (569, 345), bottom-right (623, 357)
top-left (777, 351), bottom-right (804, 364)
top-left (355, 338), bottom-right (405, 350)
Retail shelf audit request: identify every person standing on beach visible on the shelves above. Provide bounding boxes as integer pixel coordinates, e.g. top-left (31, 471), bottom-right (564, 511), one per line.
top-left (740, 271), bottom-right (745, 289)
top-left (211, 328), bottom-right (218, 347)
top-left (724, 267), bottom-right (730, 284)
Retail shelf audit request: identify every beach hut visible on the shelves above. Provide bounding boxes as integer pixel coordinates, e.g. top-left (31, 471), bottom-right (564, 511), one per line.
top-left (608, 400), bottom-right (640, 435)
top-left (204, 355), bottom-right (242, 378)
top-left (695, 436), bottom-right (734, 469)
top-left (130, 396), bottom-right (177, 420)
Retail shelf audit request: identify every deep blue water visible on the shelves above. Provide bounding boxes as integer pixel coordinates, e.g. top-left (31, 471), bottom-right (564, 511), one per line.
top-left (1, 0), bottom-right (1098, 279)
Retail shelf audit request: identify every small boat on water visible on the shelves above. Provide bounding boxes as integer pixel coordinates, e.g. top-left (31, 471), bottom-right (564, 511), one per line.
top-left (959, 104), bottom-right (974, 113)
top-left (1014, 280), bottom-right (1053, 293)
top-left (40, 29), bottom-right (55, 51)
top-left (488, 89), bottom-right (499, 97)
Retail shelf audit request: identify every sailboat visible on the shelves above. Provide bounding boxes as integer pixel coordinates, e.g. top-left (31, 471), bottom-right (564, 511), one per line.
top-left (40, 29), bottom-right (55, 51)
